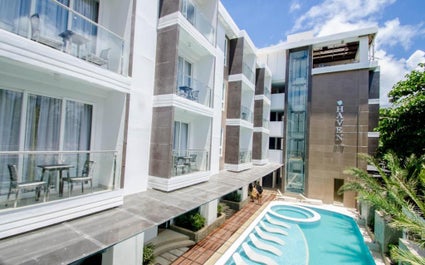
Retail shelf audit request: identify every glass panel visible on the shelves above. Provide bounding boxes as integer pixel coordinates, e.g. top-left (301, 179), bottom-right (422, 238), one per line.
top-left (173, 121), bottom-right (188, 156)
top-left (0, 0), bottom-right (31, 36)
top-left (0, 89), bottom-right (22, 195)
top-left (285, 49), bottom-right (309, 193)
top-left (24, 94), bottom-right (62, 181)
top-left (63, 101), bottom-right (92, 176)
top-left (35, 0), bottom-right (69, 40)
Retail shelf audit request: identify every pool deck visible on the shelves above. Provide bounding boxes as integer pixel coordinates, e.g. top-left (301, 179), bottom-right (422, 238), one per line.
top-left (171, 189), bottom-right (385, 265)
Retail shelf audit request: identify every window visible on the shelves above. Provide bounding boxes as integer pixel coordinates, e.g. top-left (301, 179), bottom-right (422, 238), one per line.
top-left (269, 137), bottom-right (282, 150)
top-left (270, 111), bottom-right (284, 122)
top-left (173, 121), bottom-right (188, 156)
top-left (0, 88), bottom-right (93, 188)
top-left (271, 84), bottom-right (285, 94)
top-left (178, 56), bottom-right (193, 89)
top-left (224, 37), bottom-right (229, 66)
top-left (222, 82), bottom-right (227, 111)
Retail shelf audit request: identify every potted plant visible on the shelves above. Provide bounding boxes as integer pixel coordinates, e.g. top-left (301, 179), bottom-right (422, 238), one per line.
top-left (142, 243), bottom-right (155, 265)
top-left (220, 190), bottom-right (248, 211)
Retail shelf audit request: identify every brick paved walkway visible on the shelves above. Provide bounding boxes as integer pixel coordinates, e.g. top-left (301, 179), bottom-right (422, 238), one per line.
top-left (171, 189), bottom-right (276, 264)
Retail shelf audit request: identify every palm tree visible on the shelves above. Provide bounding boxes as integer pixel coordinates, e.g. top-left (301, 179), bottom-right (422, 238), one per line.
top-left (339, 152), bottom-right (425, 265)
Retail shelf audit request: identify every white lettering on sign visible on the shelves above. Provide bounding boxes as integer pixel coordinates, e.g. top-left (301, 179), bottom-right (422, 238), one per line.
top-left (335, 100), bottom-right (344, 152)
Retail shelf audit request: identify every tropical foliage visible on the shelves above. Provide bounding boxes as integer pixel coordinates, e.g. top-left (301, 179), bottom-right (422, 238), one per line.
top-left (339, 152), bottom-right (425, 265)
top-left (142, 243), bottom-right (155, 265)
top-left (377, 63), bottom-right (425, 158)
top-left (174, 208), bottom-right (206, 232)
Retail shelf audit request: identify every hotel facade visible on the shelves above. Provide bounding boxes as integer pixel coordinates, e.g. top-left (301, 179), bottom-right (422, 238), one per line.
top-left (0, 0), bottom-right (379, 264)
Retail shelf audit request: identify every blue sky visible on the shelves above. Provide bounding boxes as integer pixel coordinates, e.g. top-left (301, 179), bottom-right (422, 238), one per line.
top-left (221, 0), bottom-right (425, 105)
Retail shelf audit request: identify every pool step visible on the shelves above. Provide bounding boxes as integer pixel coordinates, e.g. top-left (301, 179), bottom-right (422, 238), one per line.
top-left (242, 242), bottom-right (278, 265)
top-left (249, 233), bottom-right (282, 256)
top-left (265, 213), bottom-right (291, 228)
top-left (232, 253), bottom-right (247, 265)
top-left (259, 221), bottom-right (288, 236)
top-left (254, 226), bottom-right (285, 245)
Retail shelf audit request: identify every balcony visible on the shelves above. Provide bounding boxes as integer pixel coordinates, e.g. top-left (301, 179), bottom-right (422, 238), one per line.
top-left (0, 0), bottom-right (128, 75)
top-left (181, 0), bottom-right (215, 44)
top-left (177, 75), bottom-right (213, 108)
top-left (0, 150), bottom-right (120, 210)
top-left (262, 118), bottom-right (269, 129)
top-left (172, 149), bottom-right (209, 177)
top-left (242, 62), bottom-right (255, 84)
top-left (264, 86), bottom-right (271, 100)
top-left (239, 150), bottom-right (252, 164)
top-left (241, 105), bottom-right (253, 123)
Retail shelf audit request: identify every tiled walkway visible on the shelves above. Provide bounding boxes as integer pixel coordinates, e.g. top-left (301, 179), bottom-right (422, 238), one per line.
top-left (171, 189), bottom-right (276, 264)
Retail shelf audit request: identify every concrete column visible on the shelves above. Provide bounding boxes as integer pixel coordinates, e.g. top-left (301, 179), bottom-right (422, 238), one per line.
top-left (200, 200), bottom-right (218, 226)
top-left (241, 186), bottom-right (248, 200)
top-left (272, 170), bottom-right (277, 188)
top-left (358, 36), bottom-right (369, 64)
top-left (102, 233), bottom-right (144, 265)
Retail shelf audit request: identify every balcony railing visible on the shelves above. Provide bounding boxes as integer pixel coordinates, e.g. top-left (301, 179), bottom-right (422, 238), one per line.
top-left (181, 0), bottom-right (215, 44)
top-left (262, 118), bottom-right (269, 129)
top-left (0, 0), bottom-right (128, 75)
top-left (0, 150), bottom-right (120, 209)
top-left (239, 150), bottom-right (252, 164)
top-left (264, 86), bottom-right (271, 99)
top-left (242, 62), bottom-right (255, 84)
top-left (241, 105), bottom-right (253, 123)
top-left (177, 75), bottom-right (213, 108)
top-left (172, 149), bottom-right (209, 176)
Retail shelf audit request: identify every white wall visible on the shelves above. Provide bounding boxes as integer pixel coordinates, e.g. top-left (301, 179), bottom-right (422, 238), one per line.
top-left (124, 0), bottom-right (158, 195)
top-left (271, 93), bottom-right (285, 111)
top-left (269, 121), bottom-right (284, 137)
top-left (269, 149), bottom-right (283, 163)
top-left (102, 233), bottom-right (144, 265)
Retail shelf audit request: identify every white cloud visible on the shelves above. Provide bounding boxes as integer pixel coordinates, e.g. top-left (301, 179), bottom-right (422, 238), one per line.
top-left (288, 0), bottom-right (425, 107)
top-left (376, 49), bottom-right (425, 107)
top-left (289, 2), bottom-right (301, 13)
top-left (377, 18), bottom-right (423, 51)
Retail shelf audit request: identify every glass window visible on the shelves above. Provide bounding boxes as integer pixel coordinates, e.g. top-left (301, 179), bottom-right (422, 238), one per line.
top-left (173, 121), bottom-right (188, 156)
top-left (177, 56), bottom-right (192, 89)
top-left (0, 0), bottom-right (31, 35)
top-left (0, 89), bottom-right (23, 191)
top-left (285, 49), bottom-right (309, 193)
top-left (0, 88), bottom-right (94, 188)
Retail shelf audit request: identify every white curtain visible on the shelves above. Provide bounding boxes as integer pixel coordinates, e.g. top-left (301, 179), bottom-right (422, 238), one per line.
top-left (36, 0), bottom-right (69, 38)
top-left (0, 89), bottom-right (22, 194)
top-left (24, 94), bottom-right (62, 181)
top-left (173, 121), bottom-right (188, 156)
top-left (64, 101), bottom-right (92, 176)
top-left (0, 0), bottom-right (31, 35)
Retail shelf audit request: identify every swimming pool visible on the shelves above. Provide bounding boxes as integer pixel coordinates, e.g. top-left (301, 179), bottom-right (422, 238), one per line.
top-left (217, 201), bottom-right (375, 265)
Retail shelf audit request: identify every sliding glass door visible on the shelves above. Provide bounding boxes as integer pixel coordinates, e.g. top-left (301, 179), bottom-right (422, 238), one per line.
top-left (0, 88), bottom-right (93, 193)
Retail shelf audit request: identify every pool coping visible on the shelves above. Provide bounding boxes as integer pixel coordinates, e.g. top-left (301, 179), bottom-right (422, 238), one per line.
top-left (205, 198), bottom-right (386, 265)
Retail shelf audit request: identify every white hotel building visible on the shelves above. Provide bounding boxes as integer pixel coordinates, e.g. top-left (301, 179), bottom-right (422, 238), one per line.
top-left (0, 0), bottom-right (379, 264)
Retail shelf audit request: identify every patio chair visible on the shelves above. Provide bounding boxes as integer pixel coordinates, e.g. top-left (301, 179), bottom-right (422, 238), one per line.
top-left (7, 164), bottom-right (47, 208)
top-left (174, 156), bottom-right (187, 175)
top-left (63, 160), bottom-right (95, 196)
top-left (30, 13), bottom-right (63, 50)
top-left (184, 154), bottom-right (197, 172)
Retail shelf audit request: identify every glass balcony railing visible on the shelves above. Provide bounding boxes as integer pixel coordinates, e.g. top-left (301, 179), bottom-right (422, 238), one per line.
top-left (242, 62), bottom-right (255, 84)
top-left (0, 0), bottom-right (128, 75)
top-left (177, 75), bottom-right (213, 108)
top-left (239, 150), bottom-right (252, 164)
top-left (181, 0), bottom-right (215, 44)
top-left (241, 105), bottom-right (253, 123)
top-left (172, 149), bottom-right (209, 176)
top-left (262, 118), bottom-right (269, 129)
top-left (264, 86), bottom-right (271, 99)
top-left (0, 150), bottom-right (120, 209)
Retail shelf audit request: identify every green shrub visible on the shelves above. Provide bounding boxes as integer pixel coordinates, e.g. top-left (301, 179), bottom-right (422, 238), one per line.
top-left (143, 243), bottom-right (155, 265)
top-left (174, 208), bottom-right (205, 232)
top-left (217, 203), bottom-right (223, 217)
top-left (223, 191), bottom-right (241, 202)
top-left (190, 213), bottom-right (206, 231)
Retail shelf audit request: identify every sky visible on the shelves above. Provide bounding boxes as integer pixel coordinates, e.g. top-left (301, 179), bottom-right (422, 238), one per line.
top-left (220, 0), bottom-right (425, 106)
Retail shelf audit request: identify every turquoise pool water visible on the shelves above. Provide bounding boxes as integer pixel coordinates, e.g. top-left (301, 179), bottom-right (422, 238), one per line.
top-left (220, 202), bottom-right (375, 265)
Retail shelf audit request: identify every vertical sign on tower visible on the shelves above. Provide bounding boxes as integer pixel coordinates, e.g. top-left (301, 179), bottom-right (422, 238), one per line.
top-left (334, 100), bottom-right (344, 152)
